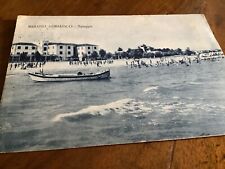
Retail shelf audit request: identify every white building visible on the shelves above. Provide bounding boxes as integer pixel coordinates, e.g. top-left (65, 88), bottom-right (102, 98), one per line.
top-left (42, 41), bottom-right (77, 60)
top-left (77, 44), bottom-right (99, 61)
top-left (10, 42), bottom-right (38, 61)
top-left (10, 42), bottom-right (99, 62)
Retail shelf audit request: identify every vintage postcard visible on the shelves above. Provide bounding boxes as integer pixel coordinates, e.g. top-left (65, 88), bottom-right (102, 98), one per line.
top-left (0, 15), bottom-right (225, 152)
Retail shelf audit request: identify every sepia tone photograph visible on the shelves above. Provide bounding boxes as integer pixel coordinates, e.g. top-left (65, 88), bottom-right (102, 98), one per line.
top-left (0, 14), bottom-right (225, 153)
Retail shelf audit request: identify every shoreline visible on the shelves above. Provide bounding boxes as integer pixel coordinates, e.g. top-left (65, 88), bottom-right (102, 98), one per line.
top-left (6, 54), bottom-right (224, 74)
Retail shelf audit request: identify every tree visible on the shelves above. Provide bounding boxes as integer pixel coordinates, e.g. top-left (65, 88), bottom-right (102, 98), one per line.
top-left (127, 48), bottom-right (132, 53)
top-left (128, 48), bottom-right (144, 59)
top-left (175, 48), bottom-right (183, 55)
top-left (115, 47), bottom-right (124, 59)
top-left (143, 52), bottom-right (154, 58)
top-left (185, 47), bottom-right (193, 56)
top-left (90, 51), bottom-right (99, 60)
top-left (105, 52), bottom-right (113, 59)
top-left (120, 51), bottom-right (129, 59)
top-left (117, 47), bottom-right (123, 52)
top-left (34, 51), bottom-right (42, 62)
top-left (99, 49), bottom-right (106, 59)
top-left (155, 51), bottom-right (163, 58)
top-left (149, 46), bottom-right (154, 51)
top-left (20, 52), bottom-right (28, 62)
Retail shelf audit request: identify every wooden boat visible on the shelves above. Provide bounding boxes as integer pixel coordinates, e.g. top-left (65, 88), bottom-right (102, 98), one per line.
top-left (28, 70), bottom-right (110, 82)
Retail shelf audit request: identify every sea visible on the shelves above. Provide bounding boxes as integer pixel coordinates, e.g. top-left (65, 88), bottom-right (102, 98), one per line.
top-left (1, 58), bottom-right (225, 152)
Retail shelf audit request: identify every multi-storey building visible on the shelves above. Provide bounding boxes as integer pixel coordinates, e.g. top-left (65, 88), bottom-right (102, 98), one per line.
top-left (10, 42), bottom-right (38, 61)
top-left (42, 41), bottom-right (77, 61)
top-left (77, 44), bottom-right (99, 61)
top-left (10, 41), bottom-right (99, 61)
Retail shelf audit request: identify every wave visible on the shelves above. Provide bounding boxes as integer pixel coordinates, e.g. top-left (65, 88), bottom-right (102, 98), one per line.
top-left (143, 86), bottom-right (159, 92)
top-left (188, 82), bottom-right (202, 85)
top-left (52, 98), bottom-right (152, 122)
top-left (161, 105), bottom-right (175, 113)
top-left (0, 122), bottom-right (12, 132)
top-left (5, 74), bottom-right (16, 78)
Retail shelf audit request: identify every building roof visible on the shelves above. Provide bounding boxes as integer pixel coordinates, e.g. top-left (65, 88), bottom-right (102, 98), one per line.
top-left (12, 42), bottom-right (98, 47)
top-left (77, 43), bottom-right (98, 47)
top-left (12, 42), bottom-right (37, 46)
top-left (46, 43), bottom-right (98, 46)
top-left (47, 42), bottom-right (77, 46)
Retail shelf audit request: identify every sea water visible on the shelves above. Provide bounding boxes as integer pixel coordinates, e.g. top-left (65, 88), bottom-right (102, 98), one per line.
top-left (1, 59), bottom-right (225, 152)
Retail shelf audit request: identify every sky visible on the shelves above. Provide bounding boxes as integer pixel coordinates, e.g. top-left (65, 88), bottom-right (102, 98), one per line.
top-left (13, 14), bottom-right (221, 52)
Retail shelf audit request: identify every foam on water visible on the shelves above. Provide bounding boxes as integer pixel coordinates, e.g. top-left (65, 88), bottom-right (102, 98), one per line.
top-left (5, 74), bottom-right (16, 78)
top-left (143, 86), bottom-right (159, 92)
top-left (52, 98), bottom-right (152, 122)
top-left (185, 104), bottom-right (196, 108)
top-left (0, 122), bottom-right (12, 132)
top-left (188, 82), bottom-right (202, 85)
top-left (161, 105), bottom-right (175, 113)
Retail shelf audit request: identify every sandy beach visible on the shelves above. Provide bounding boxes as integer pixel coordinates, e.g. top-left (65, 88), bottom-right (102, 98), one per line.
top-left (6, 54), bottom-right (224, 75)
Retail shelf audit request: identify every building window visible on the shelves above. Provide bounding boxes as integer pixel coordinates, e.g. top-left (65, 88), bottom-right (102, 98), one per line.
top-left (68, 51), bottom-right (71, 55)
top-left (17, 52), bottom-right (20, 55)
top-left (31, 52), bottom-right (34, 55)
top-left (60, 46), bottom-right (63, 49)
top-left (94, 46), bottom-right (97, 49)
top-left (88, 46), bottom-right (90, 49)
top-left (32, 46), bottom-right (36, 50)
top-left (59, 51), bottom-right (63, 55)
top-left (88, 51), bottom-right (91, 54)
top-left (68, 46), bottom-right (71, 49)
top-left (17, 46), bottom-right (21, 49)
top-left (25, 46), bottom-right (28, 50)
top-left (43, 47), bottom-right (47, 51)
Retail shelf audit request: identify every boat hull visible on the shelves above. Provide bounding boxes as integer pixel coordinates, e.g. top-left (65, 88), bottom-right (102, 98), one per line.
top-left (28, 70), bottom-right (110, 82)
